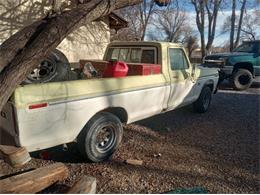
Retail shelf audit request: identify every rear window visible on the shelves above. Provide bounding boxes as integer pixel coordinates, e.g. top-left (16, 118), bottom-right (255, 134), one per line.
top-left (142, 50), bottom-right (155, 64)
top-left (130, 48), bottom-right (142, 63)
top-left (105, 47), bottom-right (156, 64)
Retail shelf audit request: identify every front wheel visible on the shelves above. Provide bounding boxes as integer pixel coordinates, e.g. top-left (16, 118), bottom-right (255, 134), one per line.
top-left (232, 69), bottom-right (253, 91)
top-left (193, 86), bottom-right (212, 113)
top-left (77, 112), bottom-right (123, 162)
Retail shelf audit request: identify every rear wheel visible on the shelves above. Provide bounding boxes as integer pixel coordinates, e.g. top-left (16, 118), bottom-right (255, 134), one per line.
top-left (193, 86), bottom-right (212, 113)
top-left (77, 112), bottom-right (123, 162)
top-left (232, 69), bottom-right (253, 91)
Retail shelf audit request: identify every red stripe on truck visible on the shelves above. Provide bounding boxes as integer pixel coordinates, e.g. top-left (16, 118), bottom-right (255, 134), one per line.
top-left (29, 103), bottom-right (48, 109)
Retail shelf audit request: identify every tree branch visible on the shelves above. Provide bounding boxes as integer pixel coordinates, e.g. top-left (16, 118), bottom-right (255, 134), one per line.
top-left (0, 0), bottom-right (143, 111)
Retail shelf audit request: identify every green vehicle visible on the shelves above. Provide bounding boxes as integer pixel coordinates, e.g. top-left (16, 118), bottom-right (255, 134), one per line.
top-left (204, 40), bottom-right (260, 90)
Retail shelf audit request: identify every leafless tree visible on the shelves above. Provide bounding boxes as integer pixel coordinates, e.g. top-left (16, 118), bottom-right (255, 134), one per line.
top-left (229, 0), bottom-right (236, 51)
top-left (0, 0), bottom-right (52, 42)
top-left (229, 0), bottom-right (248, 51)
top-left (240, 10), bottom-right (260, 40)
top-left (111, 5), bottom-right (144, 41)
top-left (112, 0), bottom-right (157, 41)
top-left (153, 0), bottom-right (187, 42)
top-left (191, 0), bottom-right (222, 58)
top-left (185, 35), bottom-right (199, 58)
top-left (0, 0), bottom-right (112, 60)
top-left (191, 0), bottom-right (206, 58)
top-left (0, 0), bottom-right (169, 111)
top-left (222, 5), bottom-right (259, 45)
top-left (234, 0), bottom-right (247, 47)
top-left (205, 0), bottom-right (222, 51)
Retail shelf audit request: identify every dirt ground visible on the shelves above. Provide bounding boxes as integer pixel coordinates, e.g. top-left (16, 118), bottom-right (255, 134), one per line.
top-left (0, 83), bottom-right (259, 193)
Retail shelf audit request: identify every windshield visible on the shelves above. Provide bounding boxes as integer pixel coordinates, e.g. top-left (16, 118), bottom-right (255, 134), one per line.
top-left (233, 42), bottom-right (254, 53)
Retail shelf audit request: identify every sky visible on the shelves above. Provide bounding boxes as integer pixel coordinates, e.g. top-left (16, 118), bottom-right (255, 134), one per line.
top-left (186, 8), bottom-right (259, 46)
top-left (186, 0), bottom-right (260, 46)
top-left (149, 0), bottom-right (260, 46)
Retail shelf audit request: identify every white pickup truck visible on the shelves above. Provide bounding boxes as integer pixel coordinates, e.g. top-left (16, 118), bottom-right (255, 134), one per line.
top-left (0, 41), bottom-right (219, 162)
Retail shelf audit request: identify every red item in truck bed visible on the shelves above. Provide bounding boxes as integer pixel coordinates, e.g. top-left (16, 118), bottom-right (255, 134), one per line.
top-left (103, 61), bottom-right (129, 78)
top-left (127, 63), bottom-right (161, 76)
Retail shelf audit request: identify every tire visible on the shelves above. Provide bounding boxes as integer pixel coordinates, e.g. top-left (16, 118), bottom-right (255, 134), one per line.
top-left (77, 112), bottom-right (123, 162)
top-left (232, 69), bottom-right (253, 91)
top-left (193, 86), bottom-right (212, 113)
top-left (23, 49), bottom-right (71, 84)
top-left (52, 49), bottom-right (69, 64)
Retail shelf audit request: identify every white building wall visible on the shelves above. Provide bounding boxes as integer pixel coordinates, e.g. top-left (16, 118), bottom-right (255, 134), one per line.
top-left (57, 20), bottom-right (110, 62)
top-left (0, 1), bottom-right (111, 63)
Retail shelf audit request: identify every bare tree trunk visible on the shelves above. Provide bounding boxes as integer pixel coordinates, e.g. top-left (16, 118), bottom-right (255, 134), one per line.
top-left (205, 0), bottom-right (222, 53)
top-left (191, 0), bottom-right (206, 59)
top-left (200, 31), bottom-right (206, 58)
top-left (230, 0), bottom-right (236, 51)
top-left (199, 1), bottom-right (205, 59)
top-left (235, 0), bottom-right (247, 48)
top-left (139, 0), bottom-right (155, 41)
top-left (0, 20), bottom-right (44, 72)
top-left (0, 0), bottom-right (143, 111)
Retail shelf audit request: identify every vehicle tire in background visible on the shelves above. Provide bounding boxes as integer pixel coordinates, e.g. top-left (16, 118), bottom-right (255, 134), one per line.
top-left (77, 112), bottom-right (123, 162)
top-left (232, 69), bottom-right (253, 91)
top-left (23, 49), bottom-right (71, 84)
top-left (193, 86), bottom-right (212, 113)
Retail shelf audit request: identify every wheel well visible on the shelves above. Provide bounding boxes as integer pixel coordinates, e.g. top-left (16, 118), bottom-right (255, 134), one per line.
top-left (101, 107), bottom-right (128, 123)
top-left (233, 62), bottom-right (254, 75)
top-left (204, 80), bottom-right (214, 92)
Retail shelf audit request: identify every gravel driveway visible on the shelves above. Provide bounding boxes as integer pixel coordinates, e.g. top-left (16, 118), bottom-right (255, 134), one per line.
top-left (0, 85), bottom-right (259, 193)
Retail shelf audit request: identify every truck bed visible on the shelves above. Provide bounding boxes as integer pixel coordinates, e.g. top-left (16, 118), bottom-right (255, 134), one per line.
top-left (7, 74), bottom-right (170, 152)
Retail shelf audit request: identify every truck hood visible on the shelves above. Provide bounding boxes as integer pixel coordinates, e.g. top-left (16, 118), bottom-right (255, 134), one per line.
top-left (205, 52), bottom-right (252, 59)
top-left (195, 65), bottom-right (219, 78)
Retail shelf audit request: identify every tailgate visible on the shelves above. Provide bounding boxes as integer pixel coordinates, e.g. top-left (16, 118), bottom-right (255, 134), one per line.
top-left (0, 101), bottom-right (20, 146)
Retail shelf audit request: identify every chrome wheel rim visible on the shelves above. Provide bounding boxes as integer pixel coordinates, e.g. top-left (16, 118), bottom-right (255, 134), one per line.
top-left (27, 59), bottom-right (57, 81)
top-left (95, 124), bottom-right (116, 153)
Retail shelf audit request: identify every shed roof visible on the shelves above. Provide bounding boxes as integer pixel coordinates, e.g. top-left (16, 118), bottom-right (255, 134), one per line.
top-left (97, 12), bottom-right (128, 30)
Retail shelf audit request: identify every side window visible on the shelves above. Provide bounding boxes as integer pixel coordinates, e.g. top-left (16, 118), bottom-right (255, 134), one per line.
top-left (169, 48), bottom-right (189, 70)
top-left (141, 49), bottom-right (155, 64)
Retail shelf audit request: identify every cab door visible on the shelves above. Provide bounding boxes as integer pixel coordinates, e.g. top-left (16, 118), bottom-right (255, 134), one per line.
top-left (167, 47), bottom-right (198, 109)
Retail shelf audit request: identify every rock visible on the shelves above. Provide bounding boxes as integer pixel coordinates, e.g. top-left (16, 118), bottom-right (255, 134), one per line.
top-left (153, 153), bottom-right (162, 158)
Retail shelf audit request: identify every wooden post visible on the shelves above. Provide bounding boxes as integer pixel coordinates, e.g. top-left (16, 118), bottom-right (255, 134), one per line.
top-left (67, 175), bottom-right (96, 194)
top-left (125, 159), bottom-right (143, 166)
top-left (0, 145), bottom-right (31, 167)
top-left (0, 163), bottom-right (69, 193)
